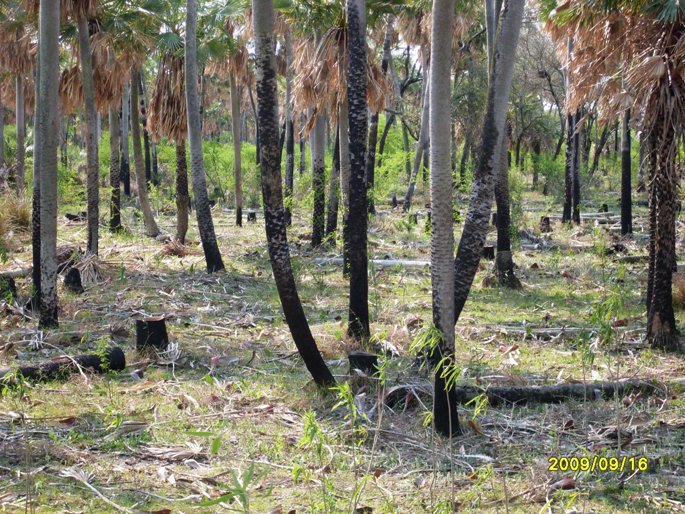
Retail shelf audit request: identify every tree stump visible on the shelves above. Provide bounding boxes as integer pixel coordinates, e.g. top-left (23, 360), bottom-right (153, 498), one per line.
top-left (348, 351), bottom-right (379, 375)
top-left (135, 316), bottom-right (169, 353)
top-left (539, 216), bottom-right (552, 233)
top-left (63, 267), bottom-right (84, 294)
top-left (247, 211), bottom-right (257, 222)
top-left (391, 194), bottom-right (398, 209)
top-left (0, 275), bottom-right (17, 302)
top-left (482, 245), bottom-right (495, 260)
top-left (599, 203), bottom-right (609, 213)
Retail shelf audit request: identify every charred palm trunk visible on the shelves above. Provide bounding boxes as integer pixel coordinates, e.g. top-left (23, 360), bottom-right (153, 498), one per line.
top-left (376, 113), bottom-right (394, 168)
top-left (109, 103), bottom-right (122, 232)
top-left (339, 97), bottom-right (352, 273)
top-left (230, 75), bottom-right (243, 227)
top-left (562, 112), bottom-right (575, 223)
top-left (620, 109), bottom-right (632, 235)
top-left (572, 111), bottom-right (581, 224)
top-left (326, 125), bottom-right (341, 237)
top-left (311, 115), bottom-right (326, 248)
top-left (121, 83), bottom-right (131, 196)
top-left (494, 127), bottom-right (521, 288)
top-left (347, 0), bottom-right (370, 341)
top-left (646, 111), bottom-right (678, 351)
top-left (15, 73), bottom-right (26, 194)
top-left (589, 124), bottom-right (610, 176)
top-left (77, 15), bottom-right (99, 255)
top-left (37, 0), bottom-right (60, 327)
top-left (453, 0), bottom-right (523, 323)
top-left (130, 67), bottom-right (160, 238)
top-left (175, 141), bottom-right (189, 243)
top-left (252, 0), bottom-right (335, 387)
top-left (284, 27), bottom-right (294, 226)
top-left (186, 0), bottom-right (225, 273)
top-left (299, 113), bottom-right (306, 175)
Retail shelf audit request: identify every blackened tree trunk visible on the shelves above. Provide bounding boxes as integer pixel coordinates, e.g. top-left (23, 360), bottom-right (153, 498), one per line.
top-left (299, 113), bottom-right (306, 175)
top-left (339, 95), bottom-right (352, 272)
top-left (15, 72), bottom-right (26, 195)
top-left (109, 103), bottom-right (121, 232)
top-left (37, 0), bottom-right (61, 327)
top-left (120, 82), bottom-right (131, 196)
top-left (284, 26), bottom-right (295, 226)
top-left (572, 111), bottom-right (581, 224)
top-left (130, 67), bottom-right (160, 238)
top-left (620, 109), bottom-right (632, 235)
top-left (346, 0), bottom-right (370, 341)
top-left (185, 0), bottom-right (225, 273)
top-left (326, 125), bottom-right (341, 237)
top-left (77, 15), bottom-right (99, 255)
top-left (589, 123), bottom-right (610, 176)
top-left (430, 0), bottom-right (458, 438)
top-left (175, 141), bottom-right (190, 243)
top-left (646, 114), bottom-right (678, 351)
top-left (230, 74), bottom-right (243, 226)
top-left (252, 0), bottom-right (335, 387)
top-left (453, 0), bottom-right (524, 323)
top-left (494, 125), bottom-right (521, 288)
top-left (311, 115), bottom-right (326, 247)
top-left (562, 112), bottom-right (575, 223)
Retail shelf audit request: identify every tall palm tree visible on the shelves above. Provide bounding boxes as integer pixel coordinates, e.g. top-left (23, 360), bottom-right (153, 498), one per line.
top-left (284, 25), bottom-right (295, 226)
top-left (121, 82), bottom-right (131, 196)
top-left (130, 65), bottom-right (160, 238)
top-left (15, 69), bottom-right (25, 195)
top-left (185, 0), bottom-right (224, 273)
top-left (452, 0), bottom-right (524, 323)
top-left (230, 73), bottom-right (243, 227)
top-left (252, 0), bottom-right (335, 387)
top-left (36, 0), bottom-right (60, 328)
top-left (346, 0), bottom-right (370, 341)
top-left (429, 0), bottom-right (458, 438)
top-left (310, 114), bottom-right (326, 247)
top-left (109, 93), bottom-right (121, 232)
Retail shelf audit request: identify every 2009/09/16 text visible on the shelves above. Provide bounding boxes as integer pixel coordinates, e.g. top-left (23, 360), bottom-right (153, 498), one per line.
top-left (548, 456), bottom-right (649, 473)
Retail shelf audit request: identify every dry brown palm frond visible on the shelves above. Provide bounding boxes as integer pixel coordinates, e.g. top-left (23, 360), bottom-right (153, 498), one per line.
top-left (148, 53), bottom-right (187, 144)
top-left (398, 11), bottom-right (427, 47)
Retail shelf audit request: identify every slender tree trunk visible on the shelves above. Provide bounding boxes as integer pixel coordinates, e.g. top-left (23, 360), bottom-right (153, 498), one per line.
top-left (252, 0), bottom-right (335, 387)
top-left (37, 0), bottom-right (60, 327)
top-left (563, 111), bottom-right (575, 223)
top-left (572, 111), bottom-right (581, 224)
top-left (130, 67), bottom-right (160, 238)
top-left (31, 35), bottom-right (41, 312)
top-left (347, 0), bottom-right (370, 341)
top-left (646, 115), bottom-right (678, 351)
top-left (403, 49), bottom-right (430, 212)
top-left (109, 103), bottom-right (121, 232)
top-left (120, 82), bottom-right (131, 196)
top-left (15, 73), bottom-right (25, 195)
top-left (366, 113), bottom-right (379, 215)
top-left (326, 125), bottom-right (341, 237)
top-left (0, 96), bottom-right (4, 170)
top-left (185, 0), bottom-right (224, 272)
top-left (248, 84), bottom-right (260, 165)
top-left (453, 0), bottom-right (524, 323)
top-left (402, 122), bottom-right (411, 181)
top-left (589, 123), bottom-right (610, 176)
top-left (311, 115), bottom-right (326, 248)
top-left (531, 138), bottom-right (541, 190)
top-left (299, 113), bottom-right (306, 175)
top-left (339, 97), bottom-right (352, 272)
top-left (376, 113), bottom-right (394, 168)
top-left (77, 15), bottom-right (99, 255)
top-left (284, 27), bottom-right (295, 226)
top-left (429, 0), bottom-right (459, 438)
top-left (637, 130), bottom-right (647, 193)
top-left (230, 75), bottom-right (243, 227)
top-left (620, 109), bottom-right (632, 235)
top-left (175, 141), bottom-right (189, 243)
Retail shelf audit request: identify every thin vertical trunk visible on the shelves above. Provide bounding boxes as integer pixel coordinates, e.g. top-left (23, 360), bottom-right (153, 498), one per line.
top-left (430, 0), bottom-right (458, 438)
top-left (376, 113), bottom-right (395, 168)
top-left (37, 0), bottom-right (60, 328)
top-left (175, 141), bottom-right (190, 243)
top-left (77, 15), bottom-right (99, 255)
top-left (109, 103), bottom-right (121, 232)
top-left (531, 139), bottom-right (541, 190)
top-left (562, 112), bottom-right (575, 223)
top-left (347, 0), bottom-right (370, 341)
top-left (230, 75), bottom-right (243, 226)
top-left (572, 111), bottom-right (581, 224)
top-left (401, 122), bottom-right (411, 181)
top-left (621, 109), bottom-right (632, 235)
top-left (299, 113), bottom-right (306, 175)
top-left (459, 134), bottom-right (471, 185)
top-left (589, 123), bottom-right (610, 176)
top-left (185, 0), bottom-right (224, 272)
top-left (252, 0), bottom-right (335, 387)
top-left (284, 27), bottom-right (295, 226)
top-left (366, 113), bottom-right (379, 215)
top-left (403, 48), bottom-right (430, 212)
top-left (339, 97), bottom-right (352, 272)
top-left (0, 96), bottom-right (4, 170)
top-left (31, 32), bottom-right (41, 312)
top-left (120, 83), bottom-right (131, 196)
top-left (15, 73), bottom-right (25, 194)
top-left (248, 84), bottom-right (260, 165)
top-left (494, 126), bottom-right (520, 288)
top-left (130, 66), bottom-right (160, 238)
top-left (637, 130), bottom-right (647, 193)
top-left (453, 0), bottom-right (524, 323)
top-left (326, 125), bottom-right (340, 237)
top-left (311, 115), bottom-right (326, 247)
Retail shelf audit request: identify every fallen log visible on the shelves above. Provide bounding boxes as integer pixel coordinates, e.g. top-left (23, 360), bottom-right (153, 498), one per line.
top-left (314, 258), bottom-right (430, 268)
top-left (0, 346), bottom-right (126, 383)
top-left (454, 380), bottom-right (662, 407)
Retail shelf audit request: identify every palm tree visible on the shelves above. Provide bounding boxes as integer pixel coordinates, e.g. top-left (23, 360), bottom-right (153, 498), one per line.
top-left (252, 0), bottom-right (335, 387)
top-left (185, 0), bottom-right (225, 273)
top-left (284, 25), bottom-right (295, 226)
top-left (621, 109), bottom-right (632, 235)
top-left (109, 92), bottom-right (121, 232)
top-left (230, 73), bottom-right (243, 227)
top-left (453, 0), bottom-right (524, 323)
top-left (326, 124), bottom-right (340, 236)
top-left (429, 0), bottom-right (458, 438)
top-left (76, 7), bottom-right (100, 255)
top-left (15, 69), bottom-right (25, 195)
top-left (36, 0), bottom-right (60, 328)
top-left (346, 0), bottom-right (370, 341)
top-left (121, 82), bottom-right (131, 196)
top-left (310, 114), bottom-right (326, 247)
top-left (130, 65), bottom-right (160, 238)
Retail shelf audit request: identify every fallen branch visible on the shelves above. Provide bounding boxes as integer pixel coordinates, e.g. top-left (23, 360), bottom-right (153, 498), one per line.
top-left (0, 346), bottom-right (126, 383)
top-left (314, 258), bottom-right (430, 268)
